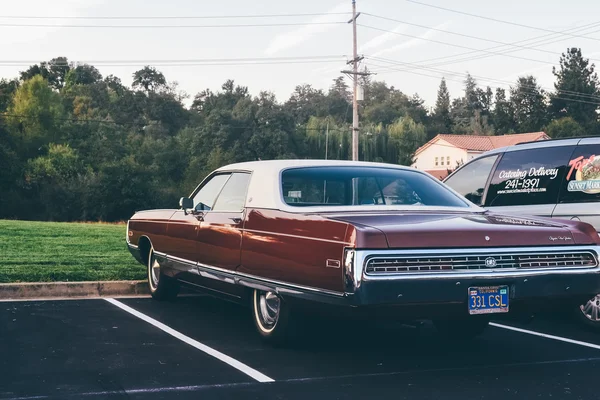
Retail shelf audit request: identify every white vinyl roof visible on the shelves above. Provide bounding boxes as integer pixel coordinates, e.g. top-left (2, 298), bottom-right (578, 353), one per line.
top-left (214, 159), bottom-right (480, 213)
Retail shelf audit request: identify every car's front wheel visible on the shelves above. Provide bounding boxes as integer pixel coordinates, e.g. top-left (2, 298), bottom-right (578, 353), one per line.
top-left (251, 289), bottom-right (295, 344)
top-left (147, 247), bottom-right (180, 301)
top-left (575, 294), bottom-right (600, 330)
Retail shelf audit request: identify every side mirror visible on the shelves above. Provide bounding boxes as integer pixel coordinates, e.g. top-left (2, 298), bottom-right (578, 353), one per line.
top-left (179, 197), bottom-right (193, 210)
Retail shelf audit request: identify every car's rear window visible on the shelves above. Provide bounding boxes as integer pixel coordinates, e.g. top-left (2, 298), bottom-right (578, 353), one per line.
top-left (281, 166), bottom-right (469, 208)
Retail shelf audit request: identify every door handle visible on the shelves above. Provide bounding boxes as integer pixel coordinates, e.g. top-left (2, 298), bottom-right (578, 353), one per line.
top-left (230, 217), bottom-right (242, 224)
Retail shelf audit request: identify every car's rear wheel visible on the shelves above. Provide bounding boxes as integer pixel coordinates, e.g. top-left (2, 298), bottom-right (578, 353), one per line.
top-left (575, 294), bottom-right (600, 330)
top-left (251, 289), bottom-right (295, 345)
top-left (433, 318), bottom-right (489, 339)
top-left (147, 247), bottom-right (179, 301)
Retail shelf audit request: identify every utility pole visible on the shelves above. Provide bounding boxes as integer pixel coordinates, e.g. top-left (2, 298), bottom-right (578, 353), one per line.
top-left (341, 0), bottom-right (372, 162)
top-left (351, 0), bottom-right (359, 162)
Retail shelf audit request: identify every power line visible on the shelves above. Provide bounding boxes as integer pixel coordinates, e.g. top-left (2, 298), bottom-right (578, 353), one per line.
top-left (362, 13), bottom-right (600, 63)
top-left (0, 12), bottom-right (351, 20)
top-left (0, 21), bottom-right (348, 28)
top-left (0, 56), bottom-right (348, 68)
top-left (397, 22), bottom-right (600, 70)
top-left (358, 24), bottom-right (557, 65)
top-left (366, 61), bottom-right (600, 106)
top-left (406, 0), bottom-right (600, 43)
top-left (367, 56), bottom-right (600, 101)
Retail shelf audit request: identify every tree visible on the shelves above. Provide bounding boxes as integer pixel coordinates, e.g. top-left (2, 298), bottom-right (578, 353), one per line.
top-left (545, 117), bottom-right (587, 138)
top-left (493, 88), bottom-right (515, 133)
top-left (7, 75), bottom-right (65, 156)
top-left (388, 116), bottom-right (427, 166)
top-left (64, 64), bottom-right (103, 88)
top-left (433, 78), bottom-right (452, 133)
top-left (511, 76), bottom-right (548, 132)
top-left (550, 48), bottom-right (600, 127)
top-left (330, 76), bottom-right (351, 101)
top-left (0, 78), bottom-right (19, 112)
top-left (464, 73), bottom-right (481, 113)
top-left (20, 57), bottom-right (71, 90)
top-left (132, 66), bottom-right (167, 93)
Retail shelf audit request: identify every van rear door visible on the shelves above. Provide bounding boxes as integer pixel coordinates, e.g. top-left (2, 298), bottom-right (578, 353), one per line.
top-left (553, 138), bottom-right (600, 232)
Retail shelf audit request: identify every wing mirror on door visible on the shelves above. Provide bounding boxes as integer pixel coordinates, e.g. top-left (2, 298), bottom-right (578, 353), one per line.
top-left (179, 197), bottom-right (193, 214)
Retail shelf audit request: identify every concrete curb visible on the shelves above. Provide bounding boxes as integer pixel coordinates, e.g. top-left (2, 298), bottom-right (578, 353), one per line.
top-left (0, 280), bottom-right (149, 300)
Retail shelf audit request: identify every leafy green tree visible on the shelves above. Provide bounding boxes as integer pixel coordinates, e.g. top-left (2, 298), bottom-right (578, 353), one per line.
top-left (511, 76), bottom-right (548, 132)
top-left (283, 84), bottom-right (327, 124)
top-left (550, 48), bottom-right (600, 127)
top-left (7, 75), bottom-right (65, 156)
top-left (64, 64), bottom-right (103, 88)
top-left (0, 78), bottom-right (19, 112)
top-left (132, 66), bottom-right (167, 93)
top-left (545, 116), bottom-right (587, 138)
top-left (20, 57), bottom-right (71, 90)
top-left (23, 143), bottom-right (88, 220)
top-left (388, 116), bottom-right (427, 166)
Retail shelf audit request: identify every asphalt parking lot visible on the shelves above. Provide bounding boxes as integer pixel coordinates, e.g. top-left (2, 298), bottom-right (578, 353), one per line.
top-left (3, 295), bottom-right (600, 400)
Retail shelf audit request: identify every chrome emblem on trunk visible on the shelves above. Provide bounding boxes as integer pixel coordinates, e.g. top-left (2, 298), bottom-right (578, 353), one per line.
top-left (485, 257), bottom-right (497, 268)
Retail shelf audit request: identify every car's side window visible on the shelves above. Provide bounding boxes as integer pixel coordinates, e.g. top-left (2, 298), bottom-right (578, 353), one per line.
top-left (559, 144), bottom-right (600, 204)
top-left (444, 155), bottom-right (499, 206)
top-left (212, 173), bottom-right (252, 212)
top-left (192, 174), bottom-right (231, 212)
top-left (484, 146), bottom-right (577, 207)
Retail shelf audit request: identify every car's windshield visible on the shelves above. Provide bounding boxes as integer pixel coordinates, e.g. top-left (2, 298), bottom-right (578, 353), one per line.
top-left (281, 166), bottom-right (469, 208)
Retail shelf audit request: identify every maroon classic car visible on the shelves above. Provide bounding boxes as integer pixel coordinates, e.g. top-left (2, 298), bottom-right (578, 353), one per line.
top-left (126, 160), bottom-right (600, 343)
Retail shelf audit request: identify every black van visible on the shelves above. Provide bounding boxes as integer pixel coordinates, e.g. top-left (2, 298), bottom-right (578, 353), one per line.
top-left (444, 136), bottom-right (600, 329)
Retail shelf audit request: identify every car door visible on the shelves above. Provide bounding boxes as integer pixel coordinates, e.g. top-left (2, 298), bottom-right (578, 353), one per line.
top-left (554, 138), bottom-right (600, 231)
top-left (165, 173), bottom-right (231, 263)
top-left (482, 144), bottom-right (577, 218)
top-left (196, 172), bottom-right (252, 271)
top-left (443, 154), bottom-right (501, 207)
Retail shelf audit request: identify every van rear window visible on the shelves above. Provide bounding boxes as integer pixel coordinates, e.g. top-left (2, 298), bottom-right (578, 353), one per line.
top-left (560, 144), bottom-right (600, 204)
top-left (485, 146), bottom-right (576, 207)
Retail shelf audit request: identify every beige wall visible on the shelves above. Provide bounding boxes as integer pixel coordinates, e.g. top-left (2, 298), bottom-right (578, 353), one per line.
top-left (412, 139), bottom-right (468, 170)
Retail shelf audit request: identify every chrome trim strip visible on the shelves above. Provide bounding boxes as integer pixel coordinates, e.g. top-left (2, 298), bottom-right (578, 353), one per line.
top-left (353, 246), bottom-right (600, 286)
top-left (234, 271), bottom-right (345, 297)
top-left (127, 243), bottom-right (139, 250)
top-left (162, 253), bottom-right (346, 298)
top-left (242, 229), bottom-right (350, 245)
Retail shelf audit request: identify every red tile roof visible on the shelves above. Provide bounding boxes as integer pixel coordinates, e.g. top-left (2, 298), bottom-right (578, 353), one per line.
top-left (415, 132), bottom-right (550, 155)
top-left (425, 169), bottom-right (450, 180)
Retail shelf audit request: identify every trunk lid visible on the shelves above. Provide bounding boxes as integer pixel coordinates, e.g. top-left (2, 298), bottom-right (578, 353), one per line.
top-left (326, 211), bottom-right (587, 248)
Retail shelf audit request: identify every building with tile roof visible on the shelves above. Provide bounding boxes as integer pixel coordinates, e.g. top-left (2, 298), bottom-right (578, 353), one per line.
top-left (412, 132), bottom-right (550, 180)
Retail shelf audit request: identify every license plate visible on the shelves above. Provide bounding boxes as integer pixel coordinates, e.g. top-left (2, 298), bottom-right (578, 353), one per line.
top-left (468, 286), bottom-right (509, 315)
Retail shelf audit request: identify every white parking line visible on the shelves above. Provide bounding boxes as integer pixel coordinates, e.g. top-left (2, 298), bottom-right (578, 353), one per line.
top-left (104, 298), bottom-right (275, 383)
top-left (490, 322), bottom-right (600, 351)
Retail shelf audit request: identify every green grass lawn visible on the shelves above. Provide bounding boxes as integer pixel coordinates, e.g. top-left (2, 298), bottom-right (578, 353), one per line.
top-left (0, 220), bottom-right (144, 283)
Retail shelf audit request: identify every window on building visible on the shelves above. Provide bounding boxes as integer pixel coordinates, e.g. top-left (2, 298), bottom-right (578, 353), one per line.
top-left (435, 157), bottom-right (439, 166)
top-left (447, 156), bottom-right (451, 166)
top-left (441, 158), bottom-right (444, 166)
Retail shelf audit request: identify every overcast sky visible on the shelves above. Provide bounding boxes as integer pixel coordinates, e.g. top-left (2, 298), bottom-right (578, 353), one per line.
top-left (2, 0), bottom-right (600, 109)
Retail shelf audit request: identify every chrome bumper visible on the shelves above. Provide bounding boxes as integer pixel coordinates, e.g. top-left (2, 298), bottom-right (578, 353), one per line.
top-left (344, 245), bottom-right (600, 307)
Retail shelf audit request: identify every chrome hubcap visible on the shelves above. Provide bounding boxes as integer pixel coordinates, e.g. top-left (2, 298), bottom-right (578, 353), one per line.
top-left (580, 294), bottom-right (600, 322)
top-left (257, 291), bottom-right (280, 329)
top-left (150, 254), bottom-right (160, 289)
